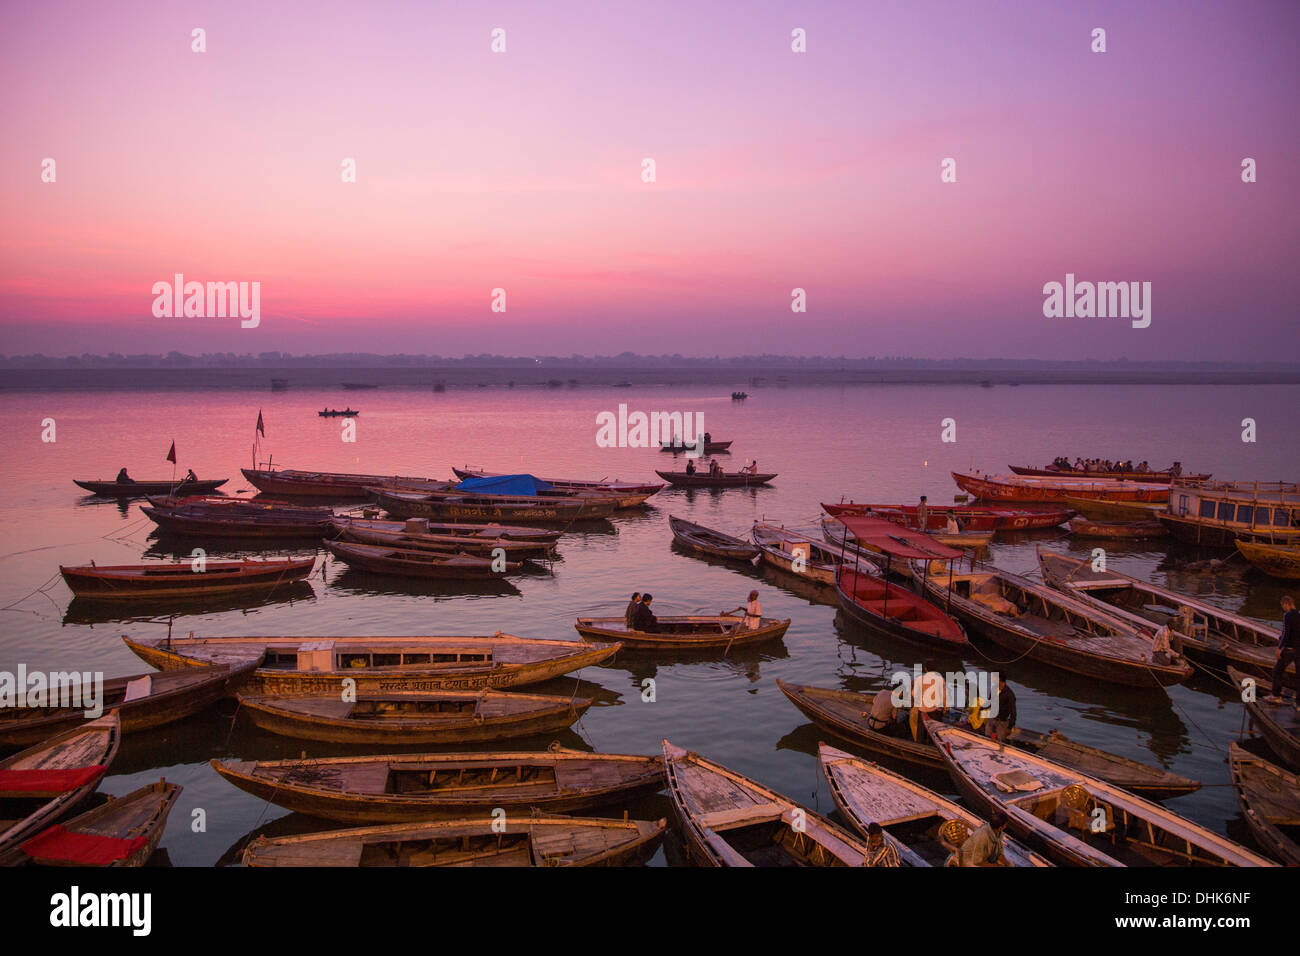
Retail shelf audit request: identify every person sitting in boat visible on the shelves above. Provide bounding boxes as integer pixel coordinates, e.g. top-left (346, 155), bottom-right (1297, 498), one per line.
top-left (631, 593), bottom-right (658, 631)
top-left (944, 514), bottom-right (960, 534)
top-left (742, 459), bottom-right (758, 475)
top-left (115, 467), bottom-right (134, 484)
top-left (181, 468), bottom-right (198, 484)
top-left (1074, 458), bottom-right (1085, 470)
top-left (703, 431), bottom-right (712, 445)
top-left (709, 459), bottom-right (723, 477)
top-left (954, 811), bottom-right (1012, 867)
top-left (862, 686), bottom-right (901, 738)
top-left (625, 592), bottom-right (642, 628)
top-left (864, 822), bottom-right (901, 867)
top-left (740, 590), bottom-right (762, 629)
top-left (1148, 624), bottom-right (1183, 666)
top-left (1138, 460), bottom-right (1150, 473)
top-left (685, 459), bottom-right (697, 476)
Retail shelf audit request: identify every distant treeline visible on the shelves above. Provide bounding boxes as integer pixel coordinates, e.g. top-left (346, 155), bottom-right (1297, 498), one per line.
top-left (1, 352), bottom-right (1296, 371)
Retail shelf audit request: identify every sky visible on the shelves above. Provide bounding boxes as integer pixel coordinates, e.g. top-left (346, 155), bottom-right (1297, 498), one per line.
top-left (1, 0), bottom-right (1296, 360)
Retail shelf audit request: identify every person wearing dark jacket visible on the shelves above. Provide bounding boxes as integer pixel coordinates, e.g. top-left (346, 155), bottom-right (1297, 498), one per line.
top-left (1268, 596), bottom-right (1300, 705)
top-left (985, 676), bottom-right (1017, 743)
top-left (625, 593), bottom-right (641, 628)
top-left (631, 594), bottom-right (658, 632)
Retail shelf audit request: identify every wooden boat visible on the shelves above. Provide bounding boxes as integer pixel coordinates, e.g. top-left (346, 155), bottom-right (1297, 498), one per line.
top-left (928, 722), bottom-right (1273, 867)
top-left (1038, 549), bottom-right (1281, 681)
top-left (1228, 743), bottom-right (1300, 865)
top-left (211, 748), bottom-right (665, 824)
top-left (668, 515), bottom-right (759, 561)
top-left (59, 557), bottom-right (314, 600)
top-left (915, 562), bottom-right (1192, 687)
top-left (660, 440), bottom-right (732, 454)
top-left (575, 614), bottom-right (789, 651)
top-left (1063, 495), bottom-right (1166, 521)
top-left (1010, 463), bottom-right (1208, 483)
top-left (370, 487), bottom-right (619, 523)
top-left (14, 779), bottom-right (180, 867)
top-left (1067, 518), bottom-right (1168, 538)
top-left (241, 468), bottom-right (447, 498)
top-left (318, 408), bottom-right (359, 417)
top-left (1161, 480), bottom-right (1300, 547)
top-left (323, 539), bottom-right (521, 579)
top-left (123, 633), bottom-right (620, 695)
top-left (453, 467), bottom-right (664, 500)
top-left (329, 516), bottom-right (556, 559)
top-left (0, 713), bottom-right (120, 862)
top-left (141, 497), bottom-right (334, 537)
top-left (662, 739), bottom-right (869, 866)
top-left (1231, 668), bottom-right (1300, 768)
top-left (1236, 539), bottom-right (1300, 579)
top-left (837, 567), bottom-right (968, 650)
top-left (236, 688), bottom-right (592, 744)
top-left (0, 661), bottom-right (259, 748)
top-left (776, 681), bottom-right (1200, 798)
top-left (751, 522), bottom-right (848, 586)
top-left (818, 744), bottom-right (1050, 866)
top-left (342, 383), bottom-right (378, 390)
top-left (340, 516), bottom-right (560, 542)
top-left (821, 515), bottom-right (970, 565)
top-left (242, 814), bottom-right (666, 867)
top-left (952, 472), bottom-right (1169, 503)
top-left (824, 502), bottom-right (1073, 532)
top-left (655, 469), bottom-right (775, 488)
top-left (74, 477), bottom-right (228, 498)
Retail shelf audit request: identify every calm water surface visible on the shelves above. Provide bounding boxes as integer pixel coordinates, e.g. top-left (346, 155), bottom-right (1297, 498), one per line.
top-left (1, 383), bottom-right (1297, 865)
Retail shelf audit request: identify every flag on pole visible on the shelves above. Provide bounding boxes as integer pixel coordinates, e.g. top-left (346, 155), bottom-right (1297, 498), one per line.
top-left (256, 410), bottom-right (265, 436)
top-left (165, 441), bottom-right (176, 464)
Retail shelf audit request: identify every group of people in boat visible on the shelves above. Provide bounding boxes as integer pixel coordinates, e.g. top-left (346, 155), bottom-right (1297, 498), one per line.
top-left (623, 590), bottom-right (763, 631)
top-left (683, 458), bottom-right (760, 477)
top-left (115, 467), bottom-right (198, 485)
top-left (1048, 457), bottom-right (1174, 475)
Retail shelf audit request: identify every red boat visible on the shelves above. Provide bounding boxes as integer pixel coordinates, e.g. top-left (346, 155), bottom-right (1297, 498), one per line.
top-left (1009, 464), bottom-right (1209, 483)
top-left (822, 502), bottom-right (1072, 532)
top-left (952, 472), bottom-right (1169, 503)
top-left (830, 515), bottom-right (968, 650)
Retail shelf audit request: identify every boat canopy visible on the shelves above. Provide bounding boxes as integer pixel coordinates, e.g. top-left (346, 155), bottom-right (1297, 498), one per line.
top-left (455, 474), bottom-right (554, 496)
top-left (833, 515), bottom-right (963, 560)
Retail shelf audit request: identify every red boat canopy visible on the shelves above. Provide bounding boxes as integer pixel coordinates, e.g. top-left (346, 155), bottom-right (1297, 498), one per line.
top-left (832, 515), bottom-right (963, 561)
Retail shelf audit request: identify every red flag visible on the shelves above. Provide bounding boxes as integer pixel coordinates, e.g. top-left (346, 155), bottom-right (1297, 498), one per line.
top-left (165, 441), bottom-right (176, 463)
top-left (256, 410), bottom-right (265, 436)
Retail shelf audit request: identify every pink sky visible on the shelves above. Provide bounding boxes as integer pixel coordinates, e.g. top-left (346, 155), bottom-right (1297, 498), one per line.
top-left (1, 0), bottom-right (1296, 359)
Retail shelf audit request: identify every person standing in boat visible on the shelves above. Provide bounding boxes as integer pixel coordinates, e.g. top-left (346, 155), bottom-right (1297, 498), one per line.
top-left (985, 676), bottom-right (1016, 744)
top-left (625, 592), bottom-right (642, 628)
top-left (115, 467), bottom-right (134, 484)
top-left (864, 823), bottom-right (901, 867)
top-left (917, 496), bottom-right (929, 532)
top-left (955, 811), bottom-right (1012, 867)
top-left (1267, 595), bottom-right (1300, 705)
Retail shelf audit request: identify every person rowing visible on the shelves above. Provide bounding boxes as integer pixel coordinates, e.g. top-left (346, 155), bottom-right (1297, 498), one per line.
top-left (182, 468), bottom-right (198, 484)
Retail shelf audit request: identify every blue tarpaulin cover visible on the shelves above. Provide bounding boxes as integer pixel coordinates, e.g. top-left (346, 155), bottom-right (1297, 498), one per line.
top-left (456, 474), bottom-right (555, 496)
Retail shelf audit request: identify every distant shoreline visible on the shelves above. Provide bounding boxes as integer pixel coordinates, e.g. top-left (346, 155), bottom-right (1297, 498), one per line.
top-left (2, 366), bottom-right (1298, 390)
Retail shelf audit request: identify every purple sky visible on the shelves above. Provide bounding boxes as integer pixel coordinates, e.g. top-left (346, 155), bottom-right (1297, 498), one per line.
top-left (1, 0), bottom-right (1296, 359)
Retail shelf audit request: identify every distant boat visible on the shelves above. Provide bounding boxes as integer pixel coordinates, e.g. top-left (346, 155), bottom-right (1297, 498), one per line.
top-left (319, 408), bottom-right (359, 417)
top-left (342, 383), bottom-right (378, 390)
top-left (731, 391), bottom-right (748, 400)
top-left (270, 378), bottom-right (289, 391)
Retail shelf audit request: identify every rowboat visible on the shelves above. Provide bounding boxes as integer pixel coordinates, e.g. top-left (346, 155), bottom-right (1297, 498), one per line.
top-left (823, 502), bottom-right (1074, 532)
top-left (1063, 495), bottom-right (1166, 521)
top-left (0, 713), bottom-right (120, 863)
top-left (323, 539), bottom-right (522, 579)
top-left (818, 744), bottom-right (1050, 866)
top-left (821, 515), bottom-right (968, 565)
top-left (1067, 518), bottom-right (1168, 539)
top-left (453, 467), bottom-right (664, 501)
top-left (1236, 539), bottom-right (1300, 579)
top-left (660, 440), bottom-right (732, 454)
top-left (0, 661), bottom-right (259, 748)
top-left (242, 814), bottom-right (666, 867)
top-left (575, 614), bottom-right (790, 651)
top-left (655, 470), bottom-right (775, 488)
top-left (122, 633), bottom-right (621, 695)
top-left (341, 383), bottom-right (377, 389)
top-left (59, 557), bottom-right (314, 600)
top-left (662, 739), bottom-right (869, 866)
top-left (1038, 549), bottom-right (1281, 681)
top-left (241, 468), bottom-right (447, 498)
top-left (14, 779), bottom-right (180, 867)
top-left (236, 688), bottom-right (592, 744)
top-left (318, 408), bottom-right (359, 417)
top-left (337, 516), bottom-right (560, 543)
top-left (1230, 668), bottom-right (1300, 768)
top-left (211, 748), bottom-right (665, 824)
top-left (74, 478), bottom-right (228, 498)
top-left (329, 516), bottom-right (557, 559)
top-left (1228, 743), bottom-right (1300, 865)
top-left (915, 562), bottom-right (1192, 687)
top-left (928, 722), bottom-right (1273, 866)
top-left (668, 515), bottom-right (759, 561)
top-left (952, 472), bottom-right (1169, 503)
top-left (1010, 464), bottom-right (1208, 483)
top-left (141, 497), bottom-right (334, 538)
top-left (751, 522), bottom-right (850, 586)
top-left (776, 681), bottom-right (1201, 798)
top-left (826, 512), bottom-right (993, 550)
top-left (1160, 480), bottom-right (1300, 547)
top-left (370, 487), bottom-right (619, 523)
